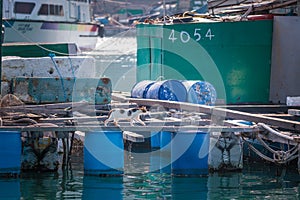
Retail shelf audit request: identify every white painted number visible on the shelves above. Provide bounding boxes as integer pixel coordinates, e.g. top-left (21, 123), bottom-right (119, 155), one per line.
top-left (180, 31), bottom-right (190, 43)
top-left (168, 28), bottom-right (215, 43)
top-left (168, 29), bottom-right (177, 43)
top-left (194, 28), bottom-right (201, 41)
top-left (205, 29), bottom-right (215, 40)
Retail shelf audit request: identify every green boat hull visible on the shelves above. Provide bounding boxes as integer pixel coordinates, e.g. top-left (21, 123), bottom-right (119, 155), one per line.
top-left (2, 43), bottom-right (78, 57)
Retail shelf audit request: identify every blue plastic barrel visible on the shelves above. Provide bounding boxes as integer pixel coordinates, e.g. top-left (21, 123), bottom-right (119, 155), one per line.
top-left (131, 80), bottom-right (155, 98)
top-left (182, 80), bottom-right (217, 105)
top-left (150, 132), bottom-right (161, 149)
top-left (145, 80), bottom-right (187, 102)
top-left (171, 131), bottom-right (209, 175)
top-left (84, 131), bottom-right (124, 175)
top-left (0, 131), bottom-right (21, 175)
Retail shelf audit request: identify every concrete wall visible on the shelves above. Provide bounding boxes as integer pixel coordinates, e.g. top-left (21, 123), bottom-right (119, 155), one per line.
top-left (269, 16), bottom-right (300, 104)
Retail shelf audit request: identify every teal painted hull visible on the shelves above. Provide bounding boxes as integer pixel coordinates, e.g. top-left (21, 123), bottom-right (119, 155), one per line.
top-left (136, 19), bottom-right (273, 104)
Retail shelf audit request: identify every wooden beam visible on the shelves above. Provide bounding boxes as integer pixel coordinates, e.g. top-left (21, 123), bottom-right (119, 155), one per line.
top-left (123, 131), bottom-right (145, 142)
top-left (0, 125), bottom-right (260, 133)
top-left (128, 98), bottom-right (300, 132)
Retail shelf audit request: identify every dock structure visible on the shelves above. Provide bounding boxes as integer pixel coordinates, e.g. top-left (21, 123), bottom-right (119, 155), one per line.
top-left (1, 93), bottom-right (300, 176)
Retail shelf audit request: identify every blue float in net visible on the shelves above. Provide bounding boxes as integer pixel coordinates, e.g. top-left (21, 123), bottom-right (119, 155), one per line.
top-left (131, 80), bottom-right (155, 98)
top-left (182, 80), bottom-right (217, 105)
top-left (146, 80), bottom-right (187, 102)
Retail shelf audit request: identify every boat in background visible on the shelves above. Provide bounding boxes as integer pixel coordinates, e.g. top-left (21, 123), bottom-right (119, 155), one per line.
top-left (2, 0), bottom-right (104, 50)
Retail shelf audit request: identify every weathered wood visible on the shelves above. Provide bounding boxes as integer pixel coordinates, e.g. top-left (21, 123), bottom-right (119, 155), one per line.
top-left (128, 98), bottom-right (300, 132)
top-left (0, 102), bottom-right (138, 116)
top-left (0, 125), bottom-right (260, 133)
top-left (123, 131), bottom-right (145, 142)
top-left (288, 109), bottom-right (300, 116)
top-left (216, 104), bottom-right (294, 114)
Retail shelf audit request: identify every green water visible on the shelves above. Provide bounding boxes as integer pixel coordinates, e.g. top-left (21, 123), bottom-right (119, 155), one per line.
top-left (1, 153), bottom-right (299, 200)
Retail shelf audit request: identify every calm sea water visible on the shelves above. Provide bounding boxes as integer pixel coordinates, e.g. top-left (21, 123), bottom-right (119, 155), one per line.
top-left (1, 151), bottom-right (300, 200)
top-left (1, 33), bottom-right (300, 199)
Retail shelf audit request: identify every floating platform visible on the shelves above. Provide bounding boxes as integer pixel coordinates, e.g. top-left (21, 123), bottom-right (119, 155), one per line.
top-left (0, 93), bottom-right (300, 176)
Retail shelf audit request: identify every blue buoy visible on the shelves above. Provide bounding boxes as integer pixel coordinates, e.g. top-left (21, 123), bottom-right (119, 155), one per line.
top-left (0, 131), bottom-right (21, 175)
top-left (145, 80), bottom-right (187, 102)
top-left (131, 80), bottom-right (155, 98)
top-left (182, 80), bottom-right (217, 105)
top-left (171, 131), bottom-right (209, 175)
top-left (84, 131), bottom-right (124, 175)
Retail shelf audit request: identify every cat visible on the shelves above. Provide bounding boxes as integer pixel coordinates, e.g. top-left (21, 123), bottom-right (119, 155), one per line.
top-left (104, 106), bottom-right (147, 126)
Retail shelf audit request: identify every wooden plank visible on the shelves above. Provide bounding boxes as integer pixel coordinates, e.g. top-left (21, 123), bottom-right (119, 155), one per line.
top-left (0, 102), bottom-right (137, 115)
top-left (123, 131), bottom-right (145, 142)
top-left (288, 109), bottom-right (300, 116)
top-left (128, 98), bottom-right (300, 131)
top-left (0, 125), bottom-right (260, 133)
top-left (216, 104), bottom-right (294, 113)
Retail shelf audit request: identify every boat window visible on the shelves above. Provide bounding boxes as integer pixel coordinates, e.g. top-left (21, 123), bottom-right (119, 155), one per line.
top-left (38, 4), bottom-right (64, 16)
top-left (14, 2), bottom-right (35, 14)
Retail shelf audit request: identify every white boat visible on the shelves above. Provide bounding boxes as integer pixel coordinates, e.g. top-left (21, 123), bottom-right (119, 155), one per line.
top-left (2, 0), bottom-right (104, 50)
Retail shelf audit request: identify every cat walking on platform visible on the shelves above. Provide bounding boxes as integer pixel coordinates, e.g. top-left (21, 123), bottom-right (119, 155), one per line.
top-left (104, 106), bottom-right (147, 126)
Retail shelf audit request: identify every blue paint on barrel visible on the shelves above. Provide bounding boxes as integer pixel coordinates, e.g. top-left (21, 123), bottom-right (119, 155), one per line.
top-left (145, 80), bottom-right (187, 102)
top-left (131, 80), bottom-right (155, 98)
top-left (171, 131), bottom-right (209, 175)
top-left (151, 132), bottom-right (161, 149)
top-left (160, 132), bottom-right (172, 173)
top-left (84, 131), bottom-right (124, 175)
top-left (182, 80), bottom-right (217, 105)
top-left (0, 131), bottom-right (21, 175)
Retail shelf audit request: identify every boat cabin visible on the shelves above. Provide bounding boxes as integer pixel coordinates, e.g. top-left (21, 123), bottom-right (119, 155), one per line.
top-left (2, 0), bottom-right (93, 23)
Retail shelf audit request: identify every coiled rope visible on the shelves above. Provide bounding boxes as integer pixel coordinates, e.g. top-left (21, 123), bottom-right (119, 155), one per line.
top-left (243, 123), bottom-right (299, 164)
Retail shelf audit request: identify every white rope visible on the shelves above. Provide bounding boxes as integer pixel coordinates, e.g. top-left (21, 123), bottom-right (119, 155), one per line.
top-left (257, 122), bottom-right (294, 141)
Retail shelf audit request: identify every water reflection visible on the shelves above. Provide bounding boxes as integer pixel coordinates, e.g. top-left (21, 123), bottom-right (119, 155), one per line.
top-left (0, 178), bottom-right (20, 199)
top-left (83, 176), bottom-right (123, 200)
top-left (1, 161), bottom-right (299, 199)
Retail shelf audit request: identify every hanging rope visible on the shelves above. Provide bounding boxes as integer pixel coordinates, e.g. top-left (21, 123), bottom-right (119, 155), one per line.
top-left (68, 57), bottom-right (76, 77)
top-left (242, 123), bottom-right (299, 164)
top-left (49, 53), bottom-right (67, 101)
